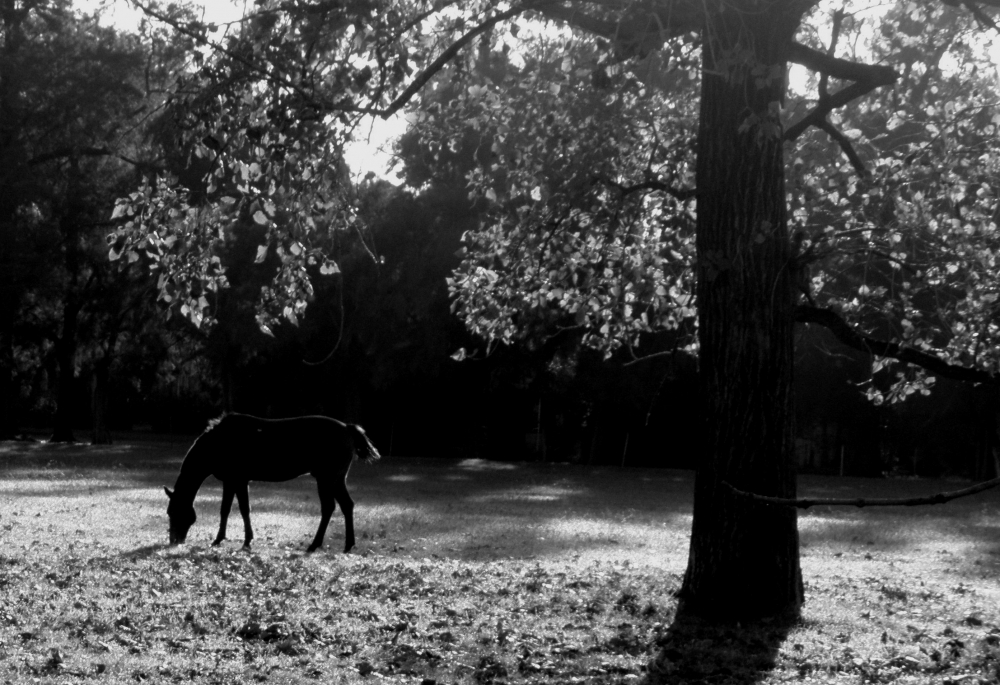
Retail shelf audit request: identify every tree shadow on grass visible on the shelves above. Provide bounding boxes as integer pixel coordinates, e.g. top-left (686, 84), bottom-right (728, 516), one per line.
top-left (646, 613), bottom-right (796, 685)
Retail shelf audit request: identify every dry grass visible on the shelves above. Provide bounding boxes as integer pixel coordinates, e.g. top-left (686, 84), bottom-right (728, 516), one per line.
top-left (0, 437), bottom-right (998, 684)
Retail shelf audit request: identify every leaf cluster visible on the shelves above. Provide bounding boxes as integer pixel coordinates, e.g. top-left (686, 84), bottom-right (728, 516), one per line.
top-left (408, 28), bottom-right (701, 357)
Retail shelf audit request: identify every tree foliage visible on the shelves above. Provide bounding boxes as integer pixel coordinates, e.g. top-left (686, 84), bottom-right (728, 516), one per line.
top-left (0, 0), bottom-right (193, 439)
top-left (407, 1), bottom-right (1000, 399)
top-left (109, 0), bottom-right (445, 332)
top-left (789, 3), bottom-right (1000, 402)
top-left (418, 32), bottom-right (700, 356)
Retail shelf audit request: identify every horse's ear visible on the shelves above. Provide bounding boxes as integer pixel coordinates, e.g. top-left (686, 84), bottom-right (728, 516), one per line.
top-left (164, 486), bottom-right (174, 499)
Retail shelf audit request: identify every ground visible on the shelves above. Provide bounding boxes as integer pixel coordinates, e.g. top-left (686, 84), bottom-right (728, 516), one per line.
top-left (0, 436), bottom-right (998, 684)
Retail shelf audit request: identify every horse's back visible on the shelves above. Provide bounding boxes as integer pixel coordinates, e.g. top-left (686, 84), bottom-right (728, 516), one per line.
top-left (209, 414), bottom-right (354, 482)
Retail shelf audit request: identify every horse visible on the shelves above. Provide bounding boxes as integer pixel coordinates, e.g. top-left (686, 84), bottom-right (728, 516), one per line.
top-left (164, 413), bottom-right (381, 553)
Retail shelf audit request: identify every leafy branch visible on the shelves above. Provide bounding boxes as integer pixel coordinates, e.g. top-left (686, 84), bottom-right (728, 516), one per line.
top-left (795, 304), bottom-right (1000, 385)
top-left (381, 3), bottom-right (541, 118)
top-left (593, 177), bottom-right (697, 202)
top-left (127, 0), bottom-right (309, 100)
top-left (536, 0), bottom-right (704, 57)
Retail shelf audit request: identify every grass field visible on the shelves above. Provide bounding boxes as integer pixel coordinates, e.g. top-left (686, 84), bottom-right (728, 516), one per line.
top-left (0, 436), bottom-right (998, 684)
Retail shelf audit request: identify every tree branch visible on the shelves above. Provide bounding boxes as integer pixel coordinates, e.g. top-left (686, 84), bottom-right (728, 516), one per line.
top-left (784, 43), bottom-right (899, 142)
top-left (381, 3), bottom-right (538, 118)
top-left (594, 176), bottom-right (697, 201)
top-left (787, 42), bottom-right (896, 83)
top-left (817, 9), bottom-right (845, 102)
top-left (536, 1), bottom-right (703, 57)
top-left (29, 146), bottom-right (148, 170)
top-left (814, 119), bottom-right (869, 177)
top-left (28, 146), bottom-right (112, 166)
top-left (785, 80), bottom-right (897, 141)
top-left (724, 477), bottom-right (1000, 508)
top-left (960, 1), bottom-right (1000, 32)
top-left (795, 304), bottom-right (1000, 385)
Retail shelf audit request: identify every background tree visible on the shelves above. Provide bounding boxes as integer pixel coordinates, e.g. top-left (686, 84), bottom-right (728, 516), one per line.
top-left (1, 0), bottom-right (198, 441)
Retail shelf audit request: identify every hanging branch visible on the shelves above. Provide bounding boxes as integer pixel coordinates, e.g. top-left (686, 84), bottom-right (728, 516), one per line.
top-left (814, 119), bottom-right (870, 177)
top-left (723, 476), bottom-right (1000, 508)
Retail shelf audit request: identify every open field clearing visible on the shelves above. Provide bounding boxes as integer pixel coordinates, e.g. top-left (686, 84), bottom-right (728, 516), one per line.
top-left (0, 437), bottom-right (999, 684)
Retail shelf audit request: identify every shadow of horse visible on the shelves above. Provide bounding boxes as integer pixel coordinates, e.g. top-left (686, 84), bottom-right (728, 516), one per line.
top-left (646, 613), bottom-right (796, 685)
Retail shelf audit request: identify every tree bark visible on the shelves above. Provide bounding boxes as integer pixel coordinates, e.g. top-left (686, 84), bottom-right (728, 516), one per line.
top-left (50, 295), bottom-right (81, 443)
top-left (678, 2), bottom-right (807, 620)
top-left (0, 0), bottom-right (23, 441)
top-left (51, 178), bottom-right (83, 444)
top-left (90, 356), bottom-right (112, 444)
top-left (0, 236), bottom-right (15, 440)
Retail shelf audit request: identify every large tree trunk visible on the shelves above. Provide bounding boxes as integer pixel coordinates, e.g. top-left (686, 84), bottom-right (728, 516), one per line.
top-left (678, 3), bottom-right (806, 620)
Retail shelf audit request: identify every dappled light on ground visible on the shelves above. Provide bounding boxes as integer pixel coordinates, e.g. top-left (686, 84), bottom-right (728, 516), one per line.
top-left (454, 458), bottom-right (520, 471)
top-left (384, 474), bottom-right (421, 482)
top-left (468, 483), bottom-right (587, 503)
top-left (1, 440), bottom-right (999, 683)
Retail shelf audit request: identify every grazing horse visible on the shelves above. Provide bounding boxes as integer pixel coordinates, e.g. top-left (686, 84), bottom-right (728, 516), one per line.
top-left (164, 414), bottom-right (380, 553)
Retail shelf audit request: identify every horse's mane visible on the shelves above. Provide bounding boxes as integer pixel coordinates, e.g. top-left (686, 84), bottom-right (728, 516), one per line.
top-left (204, 413), bottom-right (228, 433)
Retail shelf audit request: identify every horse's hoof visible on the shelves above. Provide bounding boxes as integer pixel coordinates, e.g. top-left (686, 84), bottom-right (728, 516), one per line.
top-left (211, 540), bottom-right (223, 547)
top-left (306, 544), bottom-right (319, 553)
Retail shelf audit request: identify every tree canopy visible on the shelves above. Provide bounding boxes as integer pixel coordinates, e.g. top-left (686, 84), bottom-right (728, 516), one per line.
top-left (112, 0), bottom-right (1000, 390)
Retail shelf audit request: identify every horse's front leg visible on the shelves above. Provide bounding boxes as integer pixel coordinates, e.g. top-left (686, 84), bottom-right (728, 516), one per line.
top-left (318, 476), bottom-right (354, 554)
top-left (213, 482), bottom-right (235, 546)
top-left (308, 479), bottom-right (337, 553)
top-left (330, 478), bottom-right (356, 553)
top-left (235, 482), bottom-right (254, 550)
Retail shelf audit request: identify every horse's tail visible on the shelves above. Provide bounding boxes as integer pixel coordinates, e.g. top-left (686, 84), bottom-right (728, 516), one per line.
top-left (347, 424), bottom-right (381, 464)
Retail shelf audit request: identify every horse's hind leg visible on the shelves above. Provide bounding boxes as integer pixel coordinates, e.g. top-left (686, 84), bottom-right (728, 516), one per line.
top-left (235, 483), bottom-right (254, 550)
top-left (332, 478), bottom-right (356, 553)
top-left (307, 481), bottom-right (336, 553)
top-left (213, 482), bottom-right (235, 546)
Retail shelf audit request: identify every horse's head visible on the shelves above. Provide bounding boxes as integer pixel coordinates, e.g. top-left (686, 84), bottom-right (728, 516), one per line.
top-left (164, 486), bottom-right (196, 544)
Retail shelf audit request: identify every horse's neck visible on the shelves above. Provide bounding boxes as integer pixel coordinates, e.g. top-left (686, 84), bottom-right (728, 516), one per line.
top-left (174, 457), bottom-right (211, 501)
